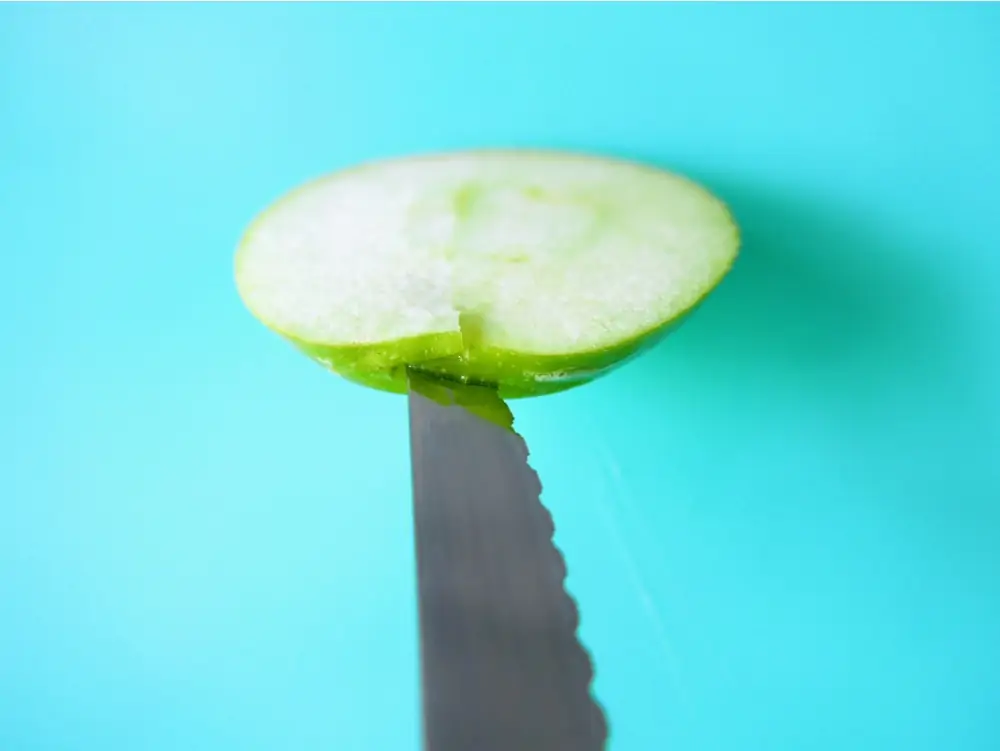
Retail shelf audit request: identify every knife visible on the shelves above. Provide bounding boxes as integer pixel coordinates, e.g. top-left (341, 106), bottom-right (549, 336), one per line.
top-left (407, 369), bottom-right (608, 751)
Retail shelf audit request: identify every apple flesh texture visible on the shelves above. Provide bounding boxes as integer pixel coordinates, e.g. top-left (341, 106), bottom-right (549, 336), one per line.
top-left (235, 151), bottom-right (739, 398)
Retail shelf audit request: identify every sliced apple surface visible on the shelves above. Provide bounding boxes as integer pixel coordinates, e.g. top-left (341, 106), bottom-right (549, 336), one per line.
top-left (236, 151), bottom-right (739, 397)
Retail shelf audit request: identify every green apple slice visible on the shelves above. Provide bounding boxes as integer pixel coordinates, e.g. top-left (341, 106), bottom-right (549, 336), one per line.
top-left (235, 150), bottom-right (739, 398)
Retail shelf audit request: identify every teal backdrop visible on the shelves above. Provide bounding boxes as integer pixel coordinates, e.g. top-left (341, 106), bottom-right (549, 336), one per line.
top-left (2, 4), bottom-right (999, 750)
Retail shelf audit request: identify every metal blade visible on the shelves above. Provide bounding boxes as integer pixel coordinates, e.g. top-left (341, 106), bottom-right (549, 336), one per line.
top-left (407, 371), bottom-right (608, 751)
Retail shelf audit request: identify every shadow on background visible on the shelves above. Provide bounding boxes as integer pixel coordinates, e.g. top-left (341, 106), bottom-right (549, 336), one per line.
top-left (599, 160), bottom-right (998, 522)
top-left (645, 171), bottom-right (951, 391)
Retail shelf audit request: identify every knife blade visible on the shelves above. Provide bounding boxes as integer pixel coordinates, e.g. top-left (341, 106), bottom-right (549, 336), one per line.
top-left (407, 370), bottom-right (608, 751)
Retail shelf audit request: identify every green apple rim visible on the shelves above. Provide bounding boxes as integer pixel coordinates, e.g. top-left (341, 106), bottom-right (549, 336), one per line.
top-left (235, 150), bottom-right (740, 398)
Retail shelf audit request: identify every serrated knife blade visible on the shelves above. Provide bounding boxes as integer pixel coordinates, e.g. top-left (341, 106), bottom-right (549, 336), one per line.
top-left (407, 371), bottom-right (608, 751)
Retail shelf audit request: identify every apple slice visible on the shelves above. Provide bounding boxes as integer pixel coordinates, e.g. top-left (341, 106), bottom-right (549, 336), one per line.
top-left (235, 150), bottom-right (739, 398)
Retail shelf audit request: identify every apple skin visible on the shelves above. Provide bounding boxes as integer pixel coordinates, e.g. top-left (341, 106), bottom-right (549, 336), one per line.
top-left (281, 290), bottom-right (723, 399)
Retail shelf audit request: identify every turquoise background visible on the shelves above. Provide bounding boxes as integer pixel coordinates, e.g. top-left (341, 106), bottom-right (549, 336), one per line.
top-left (3, 4), bottom-right (999, 750)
